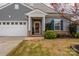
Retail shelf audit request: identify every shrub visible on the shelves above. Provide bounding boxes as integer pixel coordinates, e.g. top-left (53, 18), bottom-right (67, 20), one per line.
top-left (44, 30), bottom-right (57, 39)
top-left (74, 32), bottom-right (79, 38)
top-left (68, 22), bottom-right (77, 37)
top-left (45, 23), bottom-right (51, 31)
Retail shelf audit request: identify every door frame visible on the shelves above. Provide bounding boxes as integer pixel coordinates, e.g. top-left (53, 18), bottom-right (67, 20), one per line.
top-left (34, 21), bottom-right (41, 35)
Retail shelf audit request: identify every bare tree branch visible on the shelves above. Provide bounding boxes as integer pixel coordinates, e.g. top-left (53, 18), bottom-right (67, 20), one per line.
top-left (50, 3), bottom-right (79, 21)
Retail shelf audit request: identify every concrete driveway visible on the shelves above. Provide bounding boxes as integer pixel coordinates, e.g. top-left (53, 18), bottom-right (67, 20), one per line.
top-left (0, 37), bottom-right (24, 56)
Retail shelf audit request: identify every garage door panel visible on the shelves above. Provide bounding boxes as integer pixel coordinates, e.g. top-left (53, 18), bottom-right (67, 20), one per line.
top-left (0, 22), bottom-right (27, 36)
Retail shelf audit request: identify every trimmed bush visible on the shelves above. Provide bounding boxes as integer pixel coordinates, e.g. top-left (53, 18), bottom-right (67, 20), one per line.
top-left (74, 32), bottom-right (79, 38)
top-left (44, 30), bottom-right (57, 39)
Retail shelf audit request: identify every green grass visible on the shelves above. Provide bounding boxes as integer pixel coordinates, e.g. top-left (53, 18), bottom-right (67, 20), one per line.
top-left (7, 39), bottom-right (79, 56)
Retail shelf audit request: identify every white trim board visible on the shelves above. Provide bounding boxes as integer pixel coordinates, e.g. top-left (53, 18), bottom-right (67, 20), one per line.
top-left (0, 3), bottom-right (34, 10)
top-left (21, 3), bottom-right (33, 10)
top-left (26, 9), bottom-right (47, 16)
top-left (0, 3), bottom-right (12, 10)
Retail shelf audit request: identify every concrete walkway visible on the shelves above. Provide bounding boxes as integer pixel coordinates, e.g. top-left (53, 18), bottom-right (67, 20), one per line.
top-left (0, 37), bottom-right (24, 56)
top-left (25, 37), bottom-right (44, 40)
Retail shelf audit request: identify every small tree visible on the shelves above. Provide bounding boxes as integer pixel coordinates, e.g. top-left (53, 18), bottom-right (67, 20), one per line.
top-left (68, 22), bottom-right (77, 37)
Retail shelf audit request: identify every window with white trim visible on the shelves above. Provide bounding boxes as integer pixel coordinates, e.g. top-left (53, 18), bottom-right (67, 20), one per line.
top-left (54, 19), bottom-right (61, 30)
top-left (46, 18), bottom-right (63, 31)
top-left (14, 4), bottom-right (19, 10)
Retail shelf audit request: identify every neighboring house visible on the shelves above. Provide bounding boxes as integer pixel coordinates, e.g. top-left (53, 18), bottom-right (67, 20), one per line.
top-left (0, 3), bottom-right (78, 36)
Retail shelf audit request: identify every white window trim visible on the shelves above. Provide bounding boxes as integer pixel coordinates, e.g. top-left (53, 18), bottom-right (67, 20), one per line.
top-left (54, 19), bottom-right (61, 30)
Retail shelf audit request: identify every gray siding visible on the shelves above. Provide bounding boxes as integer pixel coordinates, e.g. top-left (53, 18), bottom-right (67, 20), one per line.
top-left (63, 19), bottom-right (70, 31)
top-left (77, 26), bottom-right (79, 32)
top-left (0, 3), bottom-right (32, 21)
top-left (26, 3), bottom-right (57, 13)
top-left (45, 18), bottom-right (70, 31)
top-left (45, 18), bottom-right (53, 23)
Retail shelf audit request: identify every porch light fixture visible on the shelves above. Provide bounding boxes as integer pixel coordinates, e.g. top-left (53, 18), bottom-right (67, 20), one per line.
top-left (8, 15), bottom-right (11, 18)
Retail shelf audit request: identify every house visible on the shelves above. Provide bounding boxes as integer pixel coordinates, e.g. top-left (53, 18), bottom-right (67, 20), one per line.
top-left (0, 3), bottom-right (78, 36)
top-left (74, 20), bottom-right (79, 32)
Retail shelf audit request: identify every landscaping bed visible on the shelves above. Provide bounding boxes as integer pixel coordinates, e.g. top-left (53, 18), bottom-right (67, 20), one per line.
top-left (7, 39), bottom-right (79, 56)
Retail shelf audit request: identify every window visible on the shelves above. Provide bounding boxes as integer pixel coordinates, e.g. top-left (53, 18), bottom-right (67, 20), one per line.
top-left (23, 22), bottom-right (26, 25)
top-left (46, 18), bottom-right (63, 30)
top-left (3, 22), bottom-right (6, 25)
top-left (0, 22), bottom-right (1, 25)
top-left (54, 19), bottom-right (61, 30)
top-left (7, 22), bottom-right (10, 25)
top-left (11, 22), bottom-right (14, 25)
top-left (14, 4), bottom-right (19, 10)
top-left (19, 22), bottom-right (22, 25)
top-left (15, 22), bottom-right (18, 25)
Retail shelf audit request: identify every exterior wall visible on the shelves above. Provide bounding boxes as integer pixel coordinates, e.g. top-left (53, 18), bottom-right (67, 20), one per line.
top-left (45, 18), bottom-right (52, 23)
top-left (63, 19), bottom-right (70, 31)
top-left (45, 17), bottom-right (70, 31)
top-left (0, 3), bottom-right (32, 21)
top-left (77, 26), bottom-right (79, 32)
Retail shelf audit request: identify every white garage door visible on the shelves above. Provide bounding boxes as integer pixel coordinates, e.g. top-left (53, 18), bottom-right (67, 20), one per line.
top-left (0, 21), bottom-right (27, 36)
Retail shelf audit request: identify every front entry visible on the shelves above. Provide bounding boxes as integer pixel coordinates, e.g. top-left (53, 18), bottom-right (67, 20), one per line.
top-left (34, 21), bottom-right (41, 35)
top-left (32, 17), bottom-right (42, 36)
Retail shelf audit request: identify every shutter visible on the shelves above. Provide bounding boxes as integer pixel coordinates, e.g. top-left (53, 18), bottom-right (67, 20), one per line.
top-left (61, 19), bottom-right (63, 30)
top-left (51, 18), bottom-right (54, 30)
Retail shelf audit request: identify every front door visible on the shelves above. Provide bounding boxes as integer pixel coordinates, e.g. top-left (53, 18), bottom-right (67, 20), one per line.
top-left (34, 21), bottom-right (41, 35)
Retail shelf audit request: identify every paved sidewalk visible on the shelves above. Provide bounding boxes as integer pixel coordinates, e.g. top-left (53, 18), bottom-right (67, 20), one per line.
top-left (25, 37), bottom-right (44, 40)
top-left (0, 37), bottom-right (24, 56)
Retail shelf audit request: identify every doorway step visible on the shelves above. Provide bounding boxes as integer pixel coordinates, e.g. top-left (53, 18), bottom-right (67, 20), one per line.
top-left (25, 37), bottom-right (44, 40)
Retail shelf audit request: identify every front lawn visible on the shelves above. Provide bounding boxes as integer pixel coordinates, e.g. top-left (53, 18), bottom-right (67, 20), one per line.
top-left (7, 39), bottom-right (79, 56)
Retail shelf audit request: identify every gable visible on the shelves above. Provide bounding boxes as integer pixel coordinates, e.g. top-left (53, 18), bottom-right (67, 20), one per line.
top-left (26, 3), bottom-right (57, 13)
top-left (26, 9), bottom-right (47, 17)
top-left (0, 3), bottom-right (33, 21)
top-left (0, 3), bottom-right (33, 10)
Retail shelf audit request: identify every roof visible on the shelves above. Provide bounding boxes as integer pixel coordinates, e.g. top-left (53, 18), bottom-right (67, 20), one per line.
top-left (26, 9), bottom-right (47, 16)
top-left (0, 3), bottom-right (57, 13)
top-left (0, 3), bottom-right (75, 21)
top-left (19, 3), bottom-right (57, 13)
top-left (0, 3), bottom-right (34, 10)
